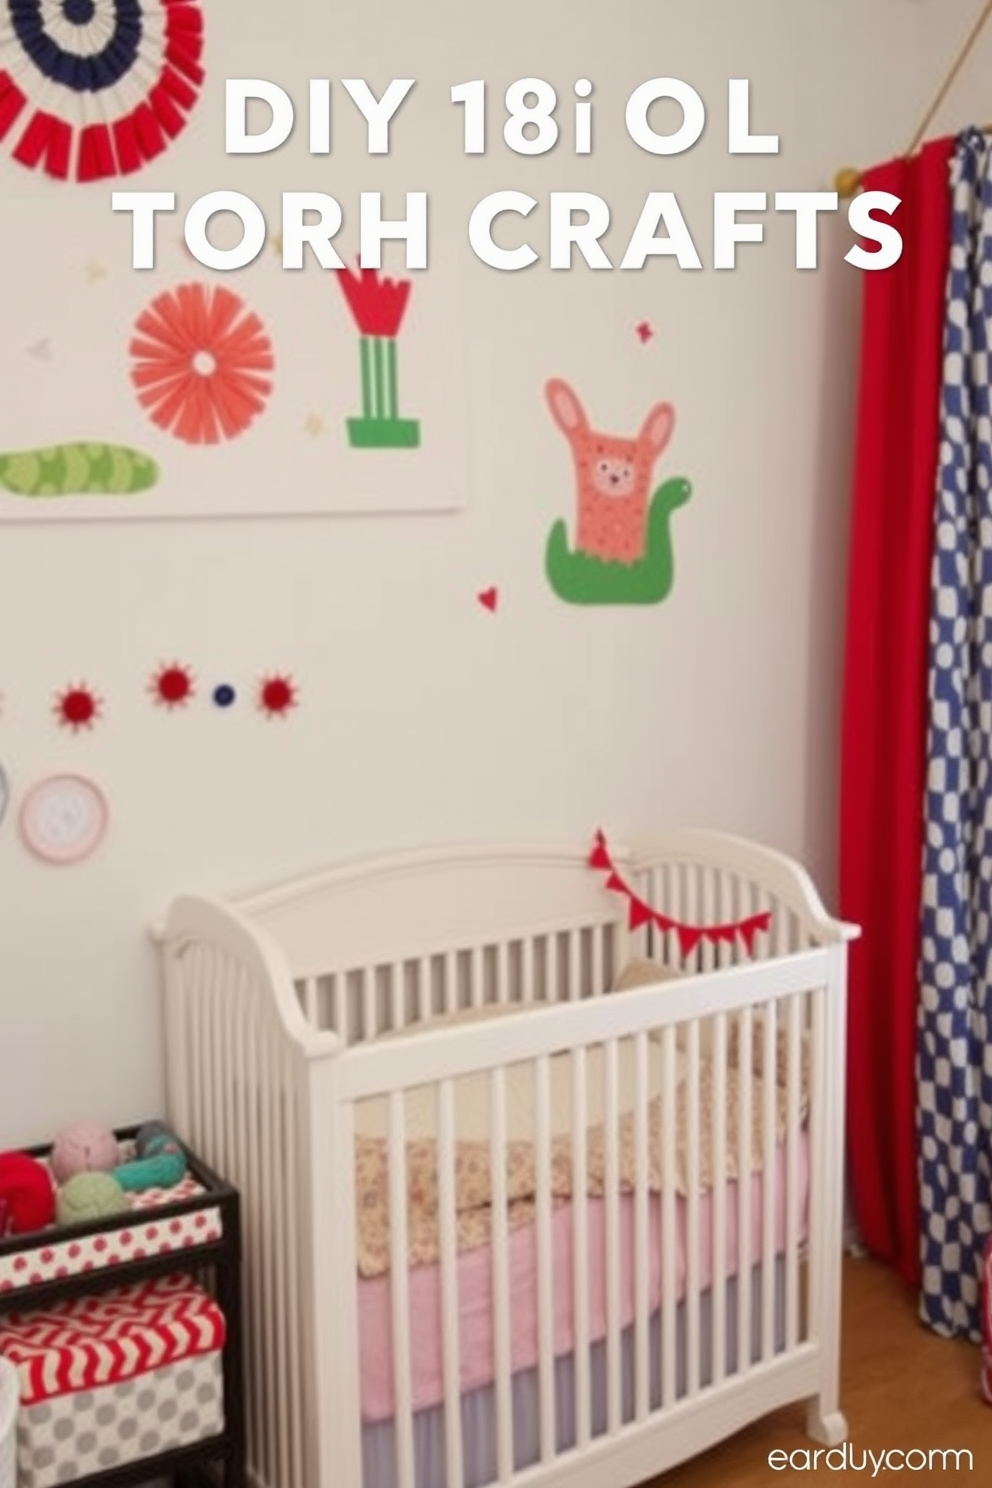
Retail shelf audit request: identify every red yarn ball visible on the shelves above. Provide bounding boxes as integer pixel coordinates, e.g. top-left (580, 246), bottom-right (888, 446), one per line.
top-left (0, 1151), bottom-right (56, 1235)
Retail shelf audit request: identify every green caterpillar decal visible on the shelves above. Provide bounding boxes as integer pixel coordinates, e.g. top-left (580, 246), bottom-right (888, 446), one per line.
top-left (0, 443), bottom-right (159, 497)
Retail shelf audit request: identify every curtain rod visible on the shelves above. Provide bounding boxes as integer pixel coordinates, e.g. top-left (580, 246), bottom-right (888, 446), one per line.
top-left (835, 0), bottom-right (992, 198)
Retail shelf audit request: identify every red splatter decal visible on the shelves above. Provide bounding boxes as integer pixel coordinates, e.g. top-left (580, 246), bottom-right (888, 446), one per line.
top-left (257, 674), bottom-right (298, 718)
top-left (150, 662), bottom-right (195, 708)
top-left (635, 321), bottom-right (654, 344)
top-left (54, 684), bottom-right (101, 731)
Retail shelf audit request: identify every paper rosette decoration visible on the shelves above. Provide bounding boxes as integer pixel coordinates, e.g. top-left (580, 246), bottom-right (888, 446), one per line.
top-left (130, 282), bottom-right (275, 444)
top-left (0, 0), bottom-right (205, 182)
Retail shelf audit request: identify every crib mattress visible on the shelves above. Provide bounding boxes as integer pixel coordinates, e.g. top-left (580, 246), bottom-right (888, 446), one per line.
top-left (358, 1133), bottom-right (807, 1421)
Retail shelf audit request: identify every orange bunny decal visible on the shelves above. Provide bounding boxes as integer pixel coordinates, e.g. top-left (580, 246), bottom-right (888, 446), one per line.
top-left (545, 378), bottom-right (676, 565)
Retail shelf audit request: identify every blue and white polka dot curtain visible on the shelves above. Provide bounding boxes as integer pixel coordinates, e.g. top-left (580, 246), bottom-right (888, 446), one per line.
top-left (919, 127), bottom-right (992, 1342)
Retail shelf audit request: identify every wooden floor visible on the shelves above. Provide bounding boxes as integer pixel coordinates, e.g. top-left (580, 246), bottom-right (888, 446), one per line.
top-left (640, 1254), bottom-right (992, 1486)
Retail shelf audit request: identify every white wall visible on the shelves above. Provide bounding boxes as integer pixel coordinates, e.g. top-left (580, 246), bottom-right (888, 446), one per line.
top-left (0, 0), bottom-right (966, 1146)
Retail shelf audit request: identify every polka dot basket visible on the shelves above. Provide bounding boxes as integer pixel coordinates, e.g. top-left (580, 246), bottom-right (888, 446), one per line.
top-left (0, 1354), bottom-right (17, 1488)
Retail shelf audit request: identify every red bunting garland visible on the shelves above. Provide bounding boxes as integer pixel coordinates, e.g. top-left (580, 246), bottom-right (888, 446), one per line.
top-left (588, 830), bottom-right (771, 959)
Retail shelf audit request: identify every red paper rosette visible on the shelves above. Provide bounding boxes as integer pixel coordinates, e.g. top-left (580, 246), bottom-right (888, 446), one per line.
top-left (130, 282), bottom-right (275, 444)
top-left (0, 1), bottom-right (205, 183)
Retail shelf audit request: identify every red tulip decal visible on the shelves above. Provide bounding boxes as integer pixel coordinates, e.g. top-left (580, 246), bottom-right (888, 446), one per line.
top-left (336, 264), bottom-right (420, 449)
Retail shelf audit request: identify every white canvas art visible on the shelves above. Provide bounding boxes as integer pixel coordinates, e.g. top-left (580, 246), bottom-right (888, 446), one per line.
top-left (0, 198), bottom-right (469, 522)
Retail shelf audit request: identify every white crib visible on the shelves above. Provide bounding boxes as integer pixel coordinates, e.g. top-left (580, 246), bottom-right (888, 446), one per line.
top-left (156, 830), bottom-right (858, 1488)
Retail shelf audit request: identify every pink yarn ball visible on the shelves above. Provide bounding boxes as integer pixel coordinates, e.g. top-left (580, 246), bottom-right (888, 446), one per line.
top-left (50, 1122), bottom-right (119, 1183)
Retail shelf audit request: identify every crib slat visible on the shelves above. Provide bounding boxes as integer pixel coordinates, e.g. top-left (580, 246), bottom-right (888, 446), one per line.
top-left (660, 1025), bottom-right (677, 1408)
top-left (490, 1067), bottom-right (513, 1483)
top-left (785, 992), bottom-right (802, 1349)
top-left (686, 1016), bottom-right (702, 1396)
top-left (522, 937), bottom-right (535, 1003)
top-left (572, 1045), bottom-right (591, 1447)
top-left (712, 1011), bottom-right (728, 1384)
top-left (548, 933), bottom-right (560, 1005)
top-left (496, 940), bottom-right (510, 1007)
top-left (470, 946), bottom-right (484, 1008)
top-left (567, 931), bottom-right (581, 1002)
top-left (737, 1005), bottom-right (754, 1375)
top-left (633, 1030), bottom-right (650, 1422)
top-left (592, 924), bottom-right (605, 997)
top-left (437, 1080), bottom-right (464, 1486)
top-left (391, 961), bottom-right (406, 1032)
top-left (361, 967), bottom-right (377, 1041)
top-left (443, 952), bottom-right (457, 1017)
top-left (331, 973), bottom-right (347, 1044)
top-left (807, 986), bottom-right (826, 1345)
top-left (535, 1055), bottom-right (555, 1461)
top-left (604, 1037), bottom-right (621, 1434)
top-left (388, 1092), bottom-right (416, 1488)
top-left (259, 1006), bottom-right (279, 1488)
top-left (761, 1001), bottom-right (778, 1361)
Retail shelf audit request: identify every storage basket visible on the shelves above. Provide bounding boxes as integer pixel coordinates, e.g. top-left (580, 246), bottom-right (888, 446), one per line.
top-left (0, 1354), bottom-right (17, 1488)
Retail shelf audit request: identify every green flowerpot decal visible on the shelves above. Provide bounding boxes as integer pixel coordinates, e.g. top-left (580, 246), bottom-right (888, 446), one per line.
top-left (544, 378), bottom-right (692, 605)
top-left (337, 266), bottom-right (421, 449)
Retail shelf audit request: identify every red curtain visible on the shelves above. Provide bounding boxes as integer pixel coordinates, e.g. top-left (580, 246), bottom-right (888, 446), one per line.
top-left (839, 138), bottom-right (954, 1290)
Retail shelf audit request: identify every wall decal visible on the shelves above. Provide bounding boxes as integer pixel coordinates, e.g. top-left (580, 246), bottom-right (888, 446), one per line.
top-left (0, 761), bottom-right (8, 832)
top-left (544, 378), bottom-right (692, 606)
top-left (130, 282), bottom-right (274, 445)
top-left (0, 219), bottom-right (468, 521)
top-left (257, 674), bottom-right (298, 718)
top-left (20, 774), bottom-right (108, 864)
top-left (337, 266), bottom-right (421, 449)
top-left (53, 683), bottom-right (102, 732)
top-left (635, 322), bottom-right (654, 344)
top-left (0, 442), bottom-right (158, 497)
top-left (589, 830), bottom-right (771, 957)
top-left (150, 662), bottom-right (195, 709)
top-left (477, 587), bottom-right (498, 612)
top-left (0, 0), bottom-right (205, 183)
top-left (212, 684), bottom-right (236, 709)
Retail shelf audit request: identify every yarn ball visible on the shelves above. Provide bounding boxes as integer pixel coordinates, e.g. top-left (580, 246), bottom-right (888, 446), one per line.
top-left (0, 1151), bottom-right (56, 1235)
top-left (134, 1120), bottom-right (171, 1157)
top-left (50, 1122), bottom-right (120, 1183)
top-left (56, 1171), bottom-right (128, 1227)
top-left (115, 1151), bottom-right (186, 1193)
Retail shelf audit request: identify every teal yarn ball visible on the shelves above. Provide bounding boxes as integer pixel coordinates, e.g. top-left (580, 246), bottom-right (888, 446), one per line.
top-left (56, 1171), bottom-right (128, 1226)
top-left (115, 1151), bottom-right (186, 1193)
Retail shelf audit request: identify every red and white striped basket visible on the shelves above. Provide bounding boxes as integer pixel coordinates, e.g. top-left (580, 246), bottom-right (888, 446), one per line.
top-left (0, 1356), bottom-right (16, 1488)
top-left (982, 1233), bottom-right (992, 1404)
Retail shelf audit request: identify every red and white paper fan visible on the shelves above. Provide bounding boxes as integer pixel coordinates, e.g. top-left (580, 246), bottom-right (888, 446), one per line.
top-left (0, 0), bottom-right (204, 182)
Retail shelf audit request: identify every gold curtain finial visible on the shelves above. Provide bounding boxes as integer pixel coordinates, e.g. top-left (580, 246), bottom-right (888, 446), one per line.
top-left (834, 168), bottom-right (863, 199)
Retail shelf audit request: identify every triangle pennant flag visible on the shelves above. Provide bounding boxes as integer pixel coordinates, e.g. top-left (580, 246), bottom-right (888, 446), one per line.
top-left (653, 913), bottom-right (675, 933)
top-left (739, 918), bottom-right (760, 956)
top-left (628, 897), bottom-right (654, 931)
top-left (588, 842), bottom-right (611, 870)
top-left (706, 924), bottom-right (738, 945)
top-left (677, 925), bottom-right (703, 958)
top-left (605, 872), bottom-right (627, 893)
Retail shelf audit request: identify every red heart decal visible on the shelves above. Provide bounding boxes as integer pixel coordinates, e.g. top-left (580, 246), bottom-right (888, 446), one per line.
top-left (478, 587), bottom-right (498, 612)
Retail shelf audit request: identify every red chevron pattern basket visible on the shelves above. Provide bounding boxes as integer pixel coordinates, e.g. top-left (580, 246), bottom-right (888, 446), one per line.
top-left (0, 1273), bottom-right (224, 1405)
